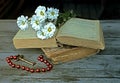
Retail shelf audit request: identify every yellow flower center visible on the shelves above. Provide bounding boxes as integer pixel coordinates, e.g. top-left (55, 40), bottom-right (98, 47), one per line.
top-left (22, 21), bottom-right (25, 25)
top-left (48, 27), bottom-right (52, 32)
top-left (35, 20), bottom-right (39, 25)
top-left (41, 32), bottom-right (44, 36)
top-left (51, 11), bottom-right (55, 16)
top-left (40, 11), bottom-right (44, 16)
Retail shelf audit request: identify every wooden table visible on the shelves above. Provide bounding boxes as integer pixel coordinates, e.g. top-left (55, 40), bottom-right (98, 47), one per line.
top-left (0, 20), bottom-right (120, 83)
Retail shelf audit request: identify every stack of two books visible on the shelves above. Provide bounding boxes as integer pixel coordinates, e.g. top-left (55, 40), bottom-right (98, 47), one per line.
top-left (13, 18), bottom-right (105, 64)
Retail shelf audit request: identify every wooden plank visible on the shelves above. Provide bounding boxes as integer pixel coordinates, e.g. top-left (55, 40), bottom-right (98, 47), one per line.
top-left (101, 21), bottom-right (120, 38)
top-left (1, 53), bottom-right (120, 70)
top-left (0, 20), bottom-right (18, 36)
top-left (1, 20), bottom-right (120, 31)
top-left (0, 31), bottom-right (17, 36)
top-left (0, 20), bottom-right (120, 82)
top-left (0, 56), bottom-right (120, 83)
top-left (0, 36), bottom-right (120, 55)
top-left (0, 53), bottom-right (120, 83)
top-left (0, 20), bottom-right (18, 31)
top-left (3, 25), bottom-right (118, 39)
top-left (0, 36), bottom-right (43, 53)
top-left (0, 77), bottom-right (120, 83)
top-left (1, 20), bottom-right (120, 38)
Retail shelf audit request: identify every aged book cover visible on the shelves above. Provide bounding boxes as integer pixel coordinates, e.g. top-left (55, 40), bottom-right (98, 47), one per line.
top-left (42, 46), bottom-right (99, 64)
top-left (13, 18), bottom-right (105, 49)
top-left (56, 18), bottom-right (105, 50)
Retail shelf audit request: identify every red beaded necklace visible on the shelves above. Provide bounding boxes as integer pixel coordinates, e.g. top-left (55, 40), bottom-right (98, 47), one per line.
top-left (6, 55), bottom-right (53, 73)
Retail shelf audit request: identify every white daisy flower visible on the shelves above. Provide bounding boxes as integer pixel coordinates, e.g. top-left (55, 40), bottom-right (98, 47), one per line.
top-left (37, 22), bottom-right (56, 39)
top-left (35, 6), bottom-right (47, 20)
top-left (31, 15), bottom-right (44, 31)
top-left (37, 30), bottom-right (48, 40)
top-left (43, 22), bottom-right (56, 38)
top-left (17, 15), bottom-right (28, 30)
top-left (47, 7), bottom-right (59, 21)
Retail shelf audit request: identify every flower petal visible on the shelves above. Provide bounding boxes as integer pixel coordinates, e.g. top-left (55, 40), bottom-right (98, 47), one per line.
top-left (17, 15), bottom-right (28, 30)
top-left (47, 7), bottom-right (59, 21)
top-left (37, 30), bottom-right (47, 39)
top-left (35, 6), bottom-right (47, 20)
top-left (31, 15), bottom-right (44, 31)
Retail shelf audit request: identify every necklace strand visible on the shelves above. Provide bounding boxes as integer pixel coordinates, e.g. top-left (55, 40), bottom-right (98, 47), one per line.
top-left (6, 55), bottom-right (53, 73)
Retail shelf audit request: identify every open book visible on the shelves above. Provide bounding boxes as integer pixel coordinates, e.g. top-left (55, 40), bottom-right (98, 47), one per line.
top-left (13, 18), bottom-right (105, 50)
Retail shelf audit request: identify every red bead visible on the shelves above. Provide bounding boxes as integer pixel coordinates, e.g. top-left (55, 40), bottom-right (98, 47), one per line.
top-left (46, 62), bottom-right (50, 66)
top-left (38, 56), bottom-right (44, 61)
top-left (46, 67), bottom-right (51, 71)
top-left (6, 57), bottom-right (10, 61)
top-left (10, 56), bottom-right (14, 59)
top-left (41, 68), bottom-right (46, 72)
top-left (40, 58), bottom-right (44, 62)
top-left (7, 59), bottom-right (11, 63)
top-left (37, 57), bottom-right (41, 61)
top-left (21, 66), bottom-right (25, 70)
top-left (35, 68), bottom-right (40, 72)
top-left (39, 58), bottom-right (44, 62)
top-left (48, 64), bottom-right (53, 69)
top-left (30, 69), bottom-right (34, 73)
top-left (16, 65), bottom-right (20, 69)
top-left (5, 55), bottom-right (53, 73)
top-left (39, 55), bottom-right (43, 59)
top-left (25, 67), bottom-right (30, 71)
top-left (13, 56), bottom-right (17, 59)
top-left (9, 62), bottom-right (13, 66)
top-left (44, 60), bottom-right (48, 64)
top-left (11, 64), bottom-right (15, 68)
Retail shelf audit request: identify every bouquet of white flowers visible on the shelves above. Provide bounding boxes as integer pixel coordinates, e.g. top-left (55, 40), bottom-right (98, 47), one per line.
top-left (17, 5), bottom-right (59, 40)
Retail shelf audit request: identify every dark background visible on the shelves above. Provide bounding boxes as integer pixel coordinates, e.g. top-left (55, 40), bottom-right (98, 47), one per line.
top-left (0, 0), bottom-right (120, 19)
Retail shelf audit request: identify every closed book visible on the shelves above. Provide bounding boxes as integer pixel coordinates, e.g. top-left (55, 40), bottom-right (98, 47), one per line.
top-left (13, 27), bottom-right (58, 48)
top-left (42, 46), bottom-right (99, 64)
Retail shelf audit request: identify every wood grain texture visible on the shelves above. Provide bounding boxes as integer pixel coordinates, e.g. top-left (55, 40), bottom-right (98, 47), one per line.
top-left (0, 20), bottom-right (120, 83)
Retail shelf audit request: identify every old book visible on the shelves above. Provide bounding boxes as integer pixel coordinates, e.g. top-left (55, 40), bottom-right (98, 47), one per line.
top-left (56, 18), bottom-right (105, 50)
top-left (42, 46), bottom-right (99, 64)
top-left (13, 18), bottom-right (105, 49)
top-left (13, 27), bottom-right (58, 48)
